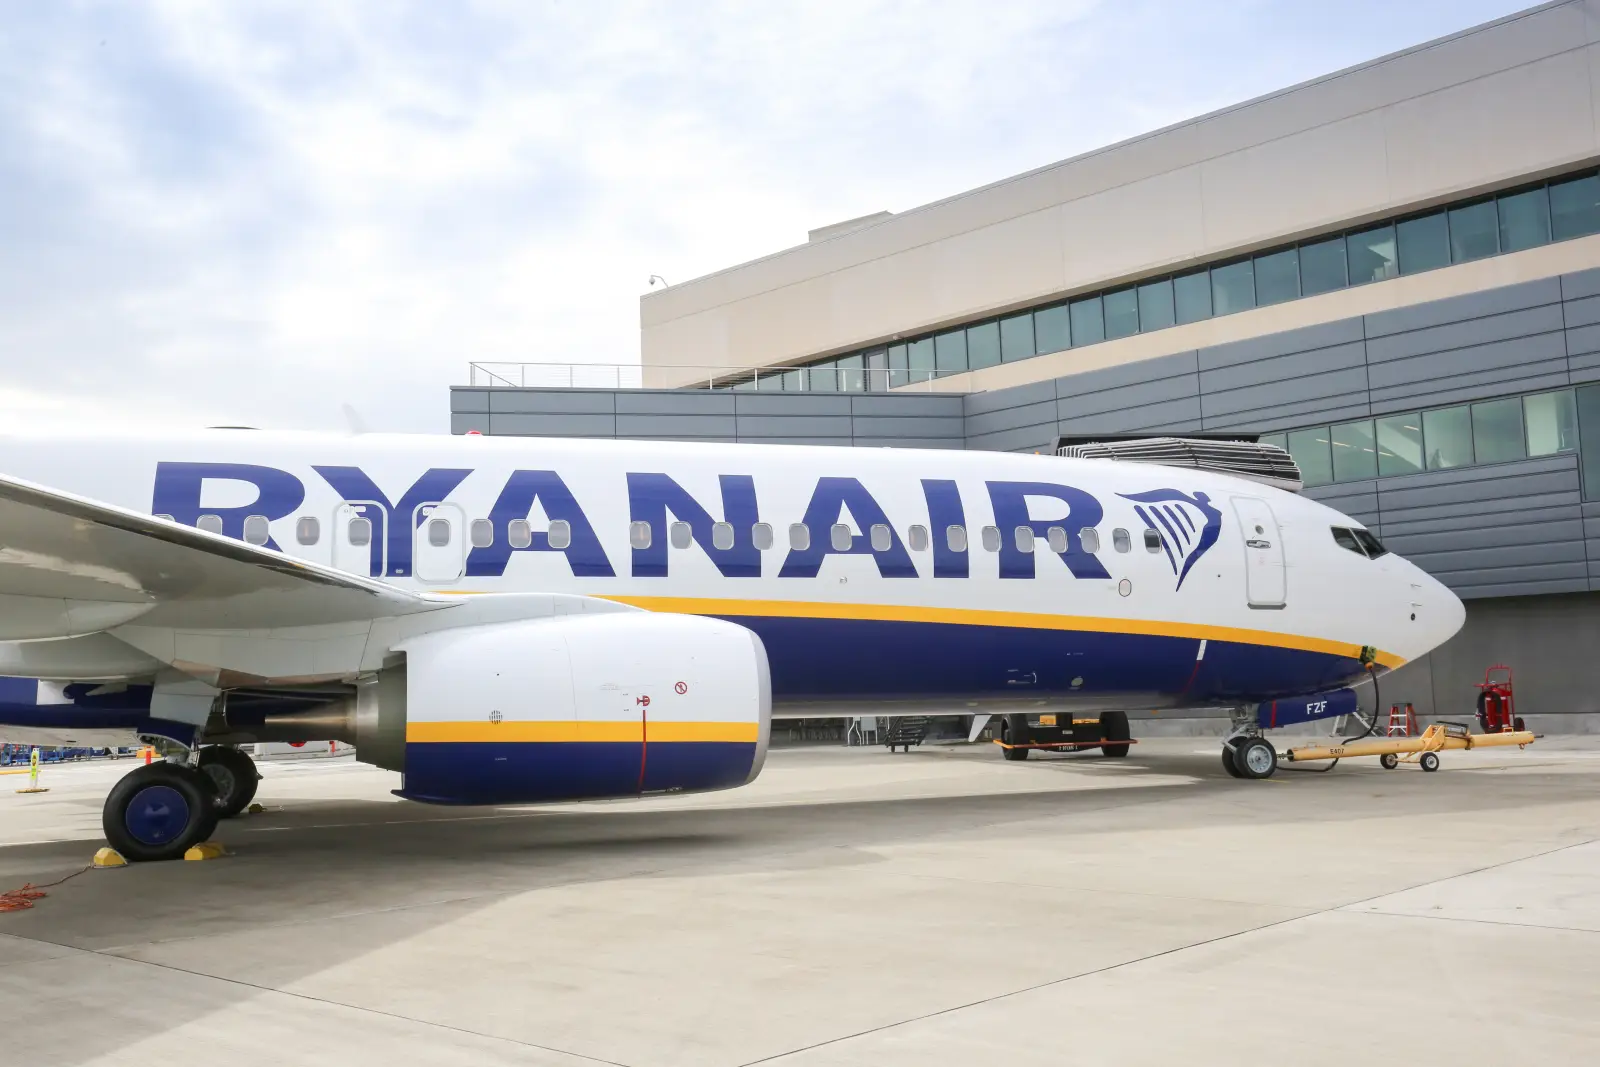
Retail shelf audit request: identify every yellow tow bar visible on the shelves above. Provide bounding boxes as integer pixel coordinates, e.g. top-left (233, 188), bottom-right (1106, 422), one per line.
top-left (1284, 721), bottom-right (1534, 772)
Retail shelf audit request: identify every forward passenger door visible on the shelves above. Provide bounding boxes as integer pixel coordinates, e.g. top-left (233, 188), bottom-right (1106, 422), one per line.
top-left (1231, 496), bottom-right (1285, 609)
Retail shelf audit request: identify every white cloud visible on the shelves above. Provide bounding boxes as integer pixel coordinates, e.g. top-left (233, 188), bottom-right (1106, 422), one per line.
top-left (0, 0), bottom-right (1533, 434)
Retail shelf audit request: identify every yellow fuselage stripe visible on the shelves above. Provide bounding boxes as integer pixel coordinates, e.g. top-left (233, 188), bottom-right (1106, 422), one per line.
top-left (592, 595), bottom-right (1406, 670)
top-left (406, 720), bottom-right (760, 744)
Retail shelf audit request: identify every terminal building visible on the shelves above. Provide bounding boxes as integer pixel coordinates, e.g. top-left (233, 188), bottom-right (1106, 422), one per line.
top-left (452, 0), bottom-right (1600, 727)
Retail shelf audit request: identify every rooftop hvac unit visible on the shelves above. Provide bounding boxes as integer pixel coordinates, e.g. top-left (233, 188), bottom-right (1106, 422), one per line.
top-left (1053, 435), bottom-right (1302, 492)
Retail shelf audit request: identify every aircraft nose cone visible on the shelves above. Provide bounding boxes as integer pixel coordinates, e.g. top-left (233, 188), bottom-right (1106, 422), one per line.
top-left (1428, 574), bottom-right (1466, 648)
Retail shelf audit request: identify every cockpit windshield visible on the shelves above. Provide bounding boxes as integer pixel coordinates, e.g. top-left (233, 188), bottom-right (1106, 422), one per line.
top-left (1330, 526), bottom-right (1389, 559)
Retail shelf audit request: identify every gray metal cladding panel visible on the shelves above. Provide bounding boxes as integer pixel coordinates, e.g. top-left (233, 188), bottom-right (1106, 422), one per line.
top-left (487, 412), bottom-right (617, 436)
top-left (849, 394), bottom-right (964, 417)
top-left (1052, 350), bottom-right (1198, 395)
top-left (1374, 458), bottom-right (1579, 510)
top-left (1410, 545), bottom-right (1588, 584)
top-left (488, 389), bottom-right (618, 415)
top-left (965, 399), bottom-right (1057, 437)
top-left (1369, 366), bottom-right (1572, 416)
top-left (1199, 364), bottom-right (1370, 420)
top-left (1379, 496), bottom-right (1580, 537)
top-left (1197, 339), bottom-right (1366, 395)
top-left (1569, 348), bottom-right (1600, 384)
top-left (732, 436), bottom-right (854, 447)
top-left (1452, 573), bottom-right (1594, 599)
top-left (450, 388), bottom-right (490, 413)
top-left (964, 424), bottom-right (1059, 454)
top-left (863, 438), bottom-right (964, 450)
top-left (614, 414), bottom-right (737, 438)
top-left (1058, 374), bottom-right (1200, 420)
top-left (1363, 278), bottom-right (1561, 338)
top-left (734, 414), bottom-right (855, 438)
top-left (734, 393), bottom-right (852, 416)
top-left (1561, 266), bottom-right (1600, 301)
top-left (1203, 397), bottom-right (1375, 434)
top-left (1304, 483), bottom-right (1379, 523)
top-left (963, 379), bottom-right (1056, 416)
top-left (614, 390), bottom-right (736, 415)
top-left (850, 415), bottom-right (965, 439)
top-left (1381, 519), bottom-right (1587, 557)
top-left (450, 413), bottom-right (489, 435)
top-left (1058, 398), bottom-right (1202, 435)
top-left (1367, 305), bottom-right (1565, 367)
top-left (1563, 292), bottom-right (1600, 330)
top-left (1196, 318), bottom-right (1364, 371)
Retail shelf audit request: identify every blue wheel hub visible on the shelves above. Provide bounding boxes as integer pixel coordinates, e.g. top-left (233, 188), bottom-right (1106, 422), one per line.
top-left (124, 784), bottom-right (190, 846)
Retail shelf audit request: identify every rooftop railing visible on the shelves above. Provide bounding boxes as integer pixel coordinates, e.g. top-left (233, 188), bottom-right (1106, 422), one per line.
top-left (466, 362), bottom-right (953, 393)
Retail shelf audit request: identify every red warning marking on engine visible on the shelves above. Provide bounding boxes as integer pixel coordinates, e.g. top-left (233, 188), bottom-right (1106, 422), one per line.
top-left (636, 695), bottom-right (650, 707)
top-left (674, 681), bottom-right (688, 695)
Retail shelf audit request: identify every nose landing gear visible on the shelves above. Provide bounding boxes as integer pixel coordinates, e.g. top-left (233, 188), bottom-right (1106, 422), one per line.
top-left (1221, 707), bottom-right (1278, 779)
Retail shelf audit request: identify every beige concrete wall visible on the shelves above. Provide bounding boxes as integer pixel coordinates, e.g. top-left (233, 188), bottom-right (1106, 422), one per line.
top-left (642, 1), bottom-right (1600, 385)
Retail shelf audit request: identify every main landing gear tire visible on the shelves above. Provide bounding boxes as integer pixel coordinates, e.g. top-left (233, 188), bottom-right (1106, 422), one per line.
top-left (198, 745), bottom-right (260, 818)
top-left (102, 763), bottom-right (219, 863)
top-left (1232, 737), bottom-right (1278, 780)
top-left (1099, 711), bottom-right (1131, 758)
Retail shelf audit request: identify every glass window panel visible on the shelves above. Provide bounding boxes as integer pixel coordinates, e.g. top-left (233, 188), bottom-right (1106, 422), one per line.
top-left (1103, 288), bottom-right (1139, 339)
top-left (1376, 413), bottom-right (1424, 476)
top-left (1449, 200), bottom-right (1499, 263)
top-left (1354, 529), bottom-right (1388, 558)
top-left (1034, 305), bottom-right (1070, 354)
top-left (907, 525), bottom-right (929, 551)
top-left (1551, 174), bottom-right (1600, 241)
top-left (670, 520), bottom-right (692, 549)
top-left (999, 313), bottom-right (1035, 362)
top-left (1499, 187), bottom-right (1551, 253)
top-left (752, 522), bottom-right (773, 550)
top-left (1254, 248), bottom-right (1299, 306)
top-left (1112, 528), bottom-right (1131, 553)
top-left (1173, 270), bottom-right (1211, 323)
top-left (507, 519), bottom-right (531, 549)
top-left (1397, 212), bottom-right (1449, 274)
top-left (837, 353), bottom-right (865, 392)
top-left (547, 520), bottom-right (571, 551)
top-left (980, 526), bottom-right (1001, 552)
top-left (1136, 279), bottom-right (1175, 331)
top-left (1143, 528), bottom-right (1162, 553)
top-left (1287, 427), bottom-right (1334, 487)
top-left (1471, 397), bottom-right (1526, 464)
top-left (966, 321), bottom-right (1001, 370)
top-left (869, 524), bottom-right (891, 552)
top-left (197, 514), bottom-right (223, 535)
top-left (1299, 237), bottom-right (1348, 296)
top-left (945, 525), bottom-right (967, 552)
top-left (629, 520), bottom-right (651, 549)
top-left (470, 518), bottom-right (494, 548)
top-left (1524, 390), bottom-right (1579, 456)
top-left (347, 516), bottom-right (371, 546)
top-left (864, 347), bottom-right (888, 392)
top-left (1331, 527), bottom-right (1364, 555)
top-left (1013, 526), bottom-right (1034, 553)
top-left (1330, 419), bottom-right (1378, 482)
top-left (711, 521), bottom-right (735, 551)
top-left (830, 523), bottom-right (852, 551)
top-left (934, 331), bottom-right (967, 374)
top-left (788, 522), bottom-right (810, 551)
top-left (1079, 528), bottom-right (1100, 553)
top-left (1069, 296), bottom-right (1105, 345)
top-left (1258, 432), bottom-right (1287, 453)
top-left (296, 516), bottom-right (320, 546)
top-left (427, 517), bottom-right (451, 547)
top-left (1347, 224), bottom-right (1397, 284)
top-left (781, 368), bottom-right (804, 392)
top-left (907, 338), bottom-right (935, 385)
top-left (1210, 260), bottom-right (1255, 315)
top-left (808, 360), bottom-right (837, 392)
top-left (1577, 384), bottom-right (1600, 499)
top-left (242, 514), bottom-right (270, 546)
top-left (887, 344), bottom-right (908, 389)
top-left (1423, 406), bottom-right (1474, 469)
top-left (1045, 526), bottom-right (1068, 554)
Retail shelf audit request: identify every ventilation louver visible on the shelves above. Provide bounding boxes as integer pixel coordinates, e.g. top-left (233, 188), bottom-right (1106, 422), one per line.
top-left (1054, 437), bottom-right (1302, 492)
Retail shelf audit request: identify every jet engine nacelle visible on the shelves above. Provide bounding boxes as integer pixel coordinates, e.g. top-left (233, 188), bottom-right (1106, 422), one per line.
top-left (388, 612), bottom-right (771, 805)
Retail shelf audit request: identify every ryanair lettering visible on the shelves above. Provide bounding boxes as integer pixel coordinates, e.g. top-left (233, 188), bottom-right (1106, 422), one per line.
top-left (151, 461), bottom-right (1222, 585)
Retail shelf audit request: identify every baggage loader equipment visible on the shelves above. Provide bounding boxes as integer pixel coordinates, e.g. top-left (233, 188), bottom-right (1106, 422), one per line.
top-left (994, 711), bottom-right (1135, 760)
top-left (1283, 720), bottom-right (1534, 772)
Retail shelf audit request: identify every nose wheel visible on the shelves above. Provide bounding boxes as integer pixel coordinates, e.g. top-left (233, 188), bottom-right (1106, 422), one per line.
top-left (1223, 736), bottom-right (1278, 779)
top-left (102, 763), bottom-right (220, 863)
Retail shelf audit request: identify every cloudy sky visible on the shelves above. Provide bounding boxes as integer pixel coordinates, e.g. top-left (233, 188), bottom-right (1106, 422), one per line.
top-left (0, 0), bottom-right (1535, 434)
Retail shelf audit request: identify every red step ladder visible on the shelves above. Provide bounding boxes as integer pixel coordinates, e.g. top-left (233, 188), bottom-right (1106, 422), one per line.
top-left (1386, 703), bottom-right (1418, 737)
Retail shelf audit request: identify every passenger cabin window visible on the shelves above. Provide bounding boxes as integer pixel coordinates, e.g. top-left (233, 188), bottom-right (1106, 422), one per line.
top-left (1046, 526), bottom-right (1068, 554)
top-left (629, 520), bottom-right (652, 549)
top-left (980, 526), bottom-right (1001, 552)
top-left (946, 525), bottom-right (967, 552)
top-left (197, 514), bottom-right (223, 535)
top-left (869, 524), bottom-right (891, 552)
top-left (1112, 528), bottom-right (1131, 553)
top-left (296, 516), bottom-right (320, 546)
top-left (1079, 528), bottom-right (1100, 553)
top-left (670, 521), bottom-right (692, 549)
top-left (242, 514), bottom-right (270, 546)
top-left (830, 523), bottom-right (853, 551)
top-left (752, 523), bottom-right (773, 550)
top-left (427, 517), bottom-right (451, 547)
top-left (469, 518), bottom-right (493, 548)
top-left (547, 520), bottom-right (572, 550)
top-left (508, 519), bottom-right (532, 549)
top-left (907, 525), bottom-right (929, 551)
top-left (348, 516), bottom-right (372, 547)
top-left (789, 523), bottom-right (810, 551)
top-left (712, 521), bottom-right (735, 551)
top-left (1014, 526), bottom-right (1034, 553)
top-left (1143, 528), bottom-right (1162, 553)
top-left (154, 513), bottom-right (175, 523)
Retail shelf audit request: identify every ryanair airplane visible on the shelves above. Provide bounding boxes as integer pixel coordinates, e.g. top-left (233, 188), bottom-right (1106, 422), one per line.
top-left (0, 430), bottom-right (1463, 861)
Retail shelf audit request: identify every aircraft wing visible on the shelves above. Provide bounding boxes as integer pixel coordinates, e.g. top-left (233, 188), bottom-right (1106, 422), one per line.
top-left (0, 471), bottom-right (450, 636)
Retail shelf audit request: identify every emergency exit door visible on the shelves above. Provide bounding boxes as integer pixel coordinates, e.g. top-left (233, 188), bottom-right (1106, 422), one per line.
top-left (1231, 496), bottom-right (1285, 608)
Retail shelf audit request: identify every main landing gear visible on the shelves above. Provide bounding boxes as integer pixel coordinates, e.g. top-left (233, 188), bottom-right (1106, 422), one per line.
top-left (1220, 707), bottom-right (1278, 780)
top-left (101, 745), bottom-right (260, 862)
